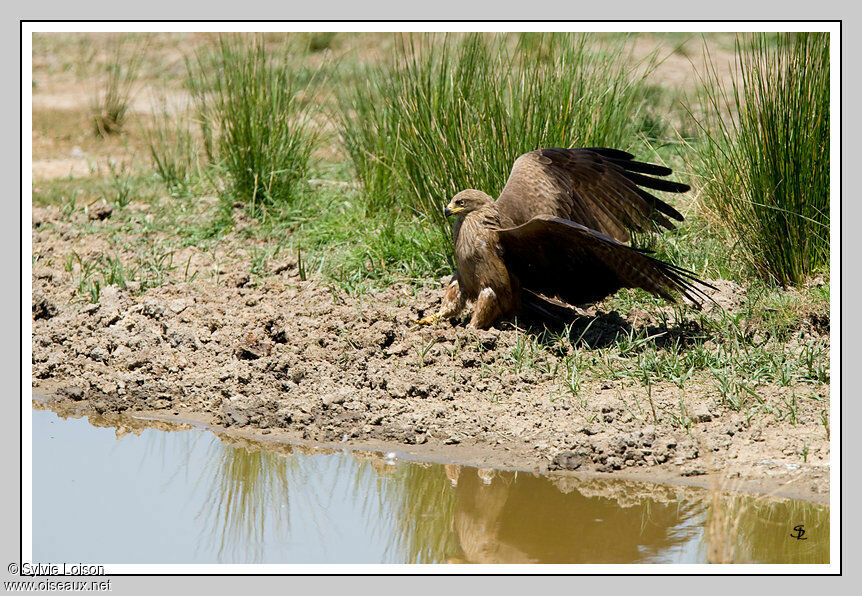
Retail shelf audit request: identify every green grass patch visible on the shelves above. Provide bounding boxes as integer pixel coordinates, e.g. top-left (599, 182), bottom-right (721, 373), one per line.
top-left (185, 34), bottom-right (323, 213)
top-left (64, 245), bottom-right (178, 303)
top-left (33, 168), bottom-right (162, 216)
top-left (142, 102), bottom-right (208, 198)
top-left (490, 291), bottom-right (828, 421)
top-left (687, 32), bottom-right (830, 286)
top-left (338, 33), bottom-right (671, 250)
top-left (259, 178), bottom-right (452, 295)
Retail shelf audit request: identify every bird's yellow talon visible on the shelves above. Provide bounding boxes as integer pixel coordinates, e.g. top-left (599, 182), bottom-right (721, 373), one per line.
top-left (415, 313), bottom-right (443, 326)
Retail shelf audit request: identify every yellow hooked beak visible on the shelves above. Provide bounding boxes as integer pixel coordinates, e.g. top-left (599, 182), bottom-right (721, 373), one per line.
top-left (444, 201), bottom-right (465, 217)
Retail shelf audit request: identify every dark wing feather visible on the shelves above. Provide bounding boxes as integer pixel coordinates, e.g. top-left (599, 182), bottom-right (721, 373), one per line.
top-left (494, 148), bottom-right (688, 242)
top-left (496, 215), bottom-right (715, 307)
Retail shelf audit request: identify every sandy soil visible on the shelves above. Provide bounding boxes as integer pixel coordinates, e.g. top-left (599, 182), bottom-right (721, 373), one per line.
top-left (31, 203), bottom-right (831, 503)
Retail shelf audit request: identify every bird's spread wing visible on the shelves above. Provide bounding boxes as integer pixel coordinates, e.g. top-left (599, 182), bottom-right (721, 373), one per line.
top-left (495, 148), bottom-right (688, 242)
top-left (496, 215), bottom-right (714, 307)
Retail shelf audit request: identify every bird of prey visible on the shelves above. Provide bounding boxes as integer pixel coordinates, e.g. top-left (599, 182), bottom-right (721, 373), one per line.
top-left (416, 147), bottom-right (713, 329)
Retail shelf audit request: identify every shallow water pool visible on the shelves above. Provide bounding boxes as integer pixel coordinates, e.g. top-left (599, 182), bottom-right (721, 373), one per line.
top-left (31, 406), bottom-right (829, 564)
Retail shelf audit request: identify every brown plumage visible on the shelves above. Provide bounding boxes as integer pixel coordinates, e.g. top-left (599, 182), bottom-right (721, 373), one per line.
top-left (417, 147), bottom-right (714, 330)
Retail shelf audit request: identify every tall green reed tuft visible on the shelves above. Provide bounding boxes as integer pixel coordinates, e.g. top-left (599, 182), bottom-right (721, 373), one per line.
top-left (688, 32), bottom-right (830, 286)
top-left (338, 33), bottom-right (661, 248)
top-left (187, 35), bottom-right (322, 214)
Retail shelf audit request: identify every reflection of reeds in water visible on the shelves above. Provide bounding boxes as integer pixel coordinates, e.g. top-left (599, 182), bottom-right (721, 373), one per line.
top-left (389, 464), bottom-right (459, 563)
top-left (702, 480), bottom-right (830, 564)
top-left (353, 454), bottom-right (459, 564)
top-left (195, 439), bottom-right (300, 563)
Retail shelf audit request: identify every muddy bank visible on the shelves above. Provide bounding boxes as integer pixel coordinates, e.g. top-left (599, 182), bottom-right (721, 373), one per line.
top-left (32, 396), bottom-right (829, 505)
top-left (31, 204), bottom-right (831, 501)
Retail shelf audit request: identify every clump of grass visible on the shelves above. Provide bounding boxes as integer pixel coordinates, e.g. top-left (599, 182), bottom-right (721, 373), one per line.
top-left (64, 246), bottom-right (178, 303)
top-left (739, 278), bottom-right (830, 341)
top-left (33, 178), bottom-right (85, 214)
top-left (101, 159), bottom-right (135, 208)
top-left (339, 33), bottom-right (663, 248)
top-left (91, 35), bottom-right (146, 137)
top-left (143, 102), bottom-right (205, 198)
top-left (688, 32), bottom-right (830, 286)
top-left (187, 35), bottom-right (322, 214)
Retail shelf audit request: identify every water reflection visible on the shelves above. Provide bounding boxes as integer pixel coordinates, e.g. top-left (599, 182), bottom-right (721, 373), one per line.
top-left (373, 463), bottom-right (706, 563)
top-left (701, 489), bottom-right (830, 564)
top-left (195, 439), bottom-right (298, 562)
top-left (32, 404), bottom-right (829, 564)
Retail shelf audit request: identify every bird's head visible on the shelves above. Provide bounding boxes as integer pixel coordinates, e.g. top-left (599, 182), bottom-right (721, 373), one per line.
top-left (445, 190), bottom-right (494, 217)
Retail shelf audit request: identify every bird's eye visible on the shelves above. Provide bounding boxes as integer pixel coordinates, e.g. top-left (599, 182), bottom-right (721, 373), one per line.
top-left (456, 200), bottom-right (464, 206)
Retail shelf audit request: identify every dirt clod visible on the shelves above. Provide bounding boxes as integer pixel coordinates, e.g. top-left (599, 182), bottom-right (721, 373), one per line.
top-left (33, 293), bottom-right (58, 320)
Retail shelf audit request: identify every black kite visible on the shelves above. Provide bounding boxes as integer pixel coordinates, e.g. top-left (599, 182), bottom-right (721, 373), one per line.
top-left (417, 147), bottom-right (713, 329)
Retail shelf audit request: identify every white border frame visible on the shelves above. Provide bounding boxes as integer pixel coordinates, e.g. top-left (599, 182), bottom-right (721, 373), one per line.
top-left (22, 20), bottom-right (841, 576)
